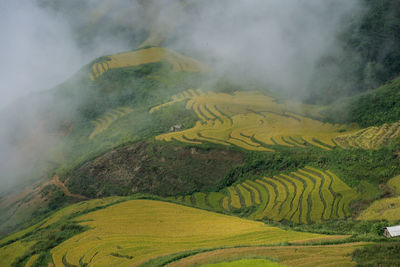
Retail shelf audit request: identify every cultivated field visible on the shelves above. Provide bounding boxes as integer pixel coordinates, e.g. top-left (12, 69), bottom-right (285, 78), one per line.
top-left (166, 243), bottom-right (365, 267)
top-left (200, 259), bottom-right (285, 267)
top-left (50, 200), bottom-right (331, 266)
top-left (387, 175), bottom-right (400, 195)
top-left (334, 121), bottom-right (400, 149)
top-left (0, 240), bottom-right (35, 267)
top-left (152, 90), bottom-right (357, 151)
top-left (358, 196), bottom-right (400, 221)
top-left (170, 167), bottom-right (359, 224)
top-left (89, 107), bottom-right (133, 139)
top-left (25, 254), bottom-right (40, 267)
top-left (89, 47), bottom-right (210, 81)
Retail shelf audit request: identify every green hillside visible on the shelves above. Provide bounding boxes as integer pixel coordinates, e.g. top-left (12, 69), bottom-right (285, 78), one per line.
top-left (1, 0), bottom-right (400, 266)
top-left (0, 44), bottom-right (399, 266)
top-left (0, 196), bottom-right (357, 267)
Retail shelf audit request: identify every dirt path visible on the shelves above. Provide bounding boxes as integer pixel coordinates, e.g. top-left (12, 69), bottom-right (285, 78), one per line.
top-left (52, 175), bottom-right (88, 200)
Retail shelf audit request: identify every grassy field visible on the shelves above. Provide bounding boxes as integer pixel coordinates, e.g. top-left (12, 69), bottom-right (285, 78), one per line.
top-left (170, 167), bottom-right (360, 224)
top-left (357, 174), bottom-right (400, 221)
top-left (49, 199), bottom-right (331, 266)
top-left (25, 254), bottom-right (40, 267)
top-left (89, 47), bottom-right (210, 81)
top-left (89, 106), bottom-right (133, 139)
top-left (0, 196), bottom-right (127, 267)
top-left (200, 258), bottom-right (286, 267)
top-left (0, 240), bottom-right (35, 267)
top-left (357, 196), bottom-right (400, 221)
top-left (388, 175), bottom-right (400, 195)
top-left (153, 90), bottom-right (358, 152)
top-left (166, 243), bottom-right (365, 267)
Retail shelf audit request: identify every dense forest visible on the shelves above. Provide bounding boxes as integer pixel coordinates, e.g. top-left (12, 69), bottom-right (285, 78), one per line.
top-left (309, 0), bottom-right (400, 103)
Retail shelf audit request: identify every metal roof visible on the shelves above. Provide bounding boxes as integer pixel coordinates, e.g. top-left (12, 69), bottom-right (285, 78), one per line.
top-left (386, 225), bottom-right (400, 237)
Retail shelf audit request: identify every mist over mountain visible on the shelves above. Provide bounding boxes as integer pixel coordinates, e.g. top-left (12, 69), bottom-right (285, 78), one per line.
top-left (0, 1), bottom-right (400, 266)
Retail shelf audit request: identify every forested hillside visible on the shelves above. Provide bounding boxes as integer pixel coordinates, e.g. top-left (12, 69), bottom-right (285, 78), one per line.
top-left (0, 0), bottom-right (400, 266)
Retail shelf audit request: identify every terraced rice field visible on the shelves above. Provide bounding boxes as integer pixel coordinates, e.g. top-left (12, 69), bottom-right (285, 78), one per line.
top-left (40, 196), bottom-right (125, 229)
top-left (357, 196), bottom-right (400, 221)
top-left (387, 175), bottom-right (400, 195)
top-left (334, 121), bottom-right (400, 149)
top-left (0, 196), bottom-right (131, 267)
top-left (50, 200), bottom-right (330, 266)
top-left (89, 107), bottom-right (133, 139)
top-left (166, 243), bottom-right (365, 267)
top-left (0, 240), bottom-right (35, 267)
top-left (200, 259), bottom-right (285, 267)
top-left (89, 47), bottom-right (210, 81)
top-left (25, 254), bottom-right (40, 267)
top-left (152, 90), bottom-right (357, 151)
top-left (170, 167), bottom-right (359, 224)
top-left (149, 89), bottom-right (200, 114)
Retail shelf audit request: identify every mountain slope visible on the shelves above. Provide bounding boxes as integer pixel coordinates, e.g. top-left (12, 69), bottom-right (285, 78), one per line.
top-left (0, 196), bottom-right (348, 267)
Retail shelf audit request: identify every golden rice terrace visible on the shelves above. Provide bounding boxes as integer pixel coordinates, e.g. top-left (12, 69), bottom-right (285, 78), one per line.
top-left (170, 167), bottom-right (359, 224)
top-left (89, 47), bottom-right (210, 81)
top-left (152, 90), bottom-right (400, 152)
top-left (152, 90), bottom-right (358, 151)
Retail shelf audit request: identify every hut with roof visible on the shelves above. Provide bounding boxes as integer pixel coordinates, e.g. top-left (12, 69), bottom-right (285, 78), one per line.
top-left (384, 225), bottom-right (400, 238)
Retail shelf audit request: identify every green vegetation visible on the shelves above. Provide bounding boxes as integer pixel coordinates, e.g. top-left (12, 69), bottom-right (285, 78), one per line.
top-left (278, 219), bottom-right (394, 242)
top-left (10, 222), bottom-right (87, 267)
top-left (358, 196), bottom-right (400, 221)
top-left (166, 243), bottom-right (363, 267)
top-left (139, 249), bottom-right (214, 267)
top-left (352, 242), bottom-right (400, 267)
top-left (308, 0), bottom-right (400, 103)
top-left (201, 259), bottom-right (285, 267)
top-left (0, 197), bottom-right (331, 267)
top-left (64, 141), bottom-right (244, 198)
top-left (0, 195), bottom-right (145, 267)
top-left (2, 4), bottom-right (400, 262)
top-left (348, 78), bottom-right (400, 127)
top-left (175, 167), bottom-right (359, 224)
top-left (55, 62), bottom-right (206, 178)
top-left (388, 175), bottom-right (400, 195)
top-left (154, 90), bottom-right (352, 152)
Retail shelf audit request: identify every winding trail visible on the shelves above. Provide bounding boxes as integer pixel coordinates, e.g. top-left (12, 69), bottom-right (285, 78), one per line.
top-left (52, 175), bottom-right (88, 200)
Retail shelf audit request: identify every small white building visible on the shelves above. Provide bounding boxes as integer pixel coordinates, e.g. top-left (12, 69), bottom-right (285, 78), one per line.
top-left (170, 124), bottom-right (183, 132)
top-left (383, 225), bottom-right (400, 238)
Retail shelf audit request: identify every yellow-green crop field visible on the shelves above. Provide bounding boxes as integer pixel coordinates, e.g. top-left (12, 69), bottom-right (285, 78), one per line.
top-left (89, 47), bottom-right (210, 81)
top-left (357, 195), bottom-right (400, 221)
top-left (39, 196), bottom-right (125, 229)
top-left (334, 121), bottom-right (400, 149)
top-left (170, 167), bottom-right (360, 224)
top-left (50, 200), bottom-right (331, 266)
top-left (24, 254), bottom-right (40, 267)
top-left (387, 175), bottom-right (400, 195)
top-left (167, 243), bottom-right (365, 267)
top-left (0, 240), bottom-right (35, 267)
top-left (200, 258), bottom-right (286, 267)
top-left (152, 90), bottom-right (359, 151)
top-left (89, 107), bottom-right (133, 139)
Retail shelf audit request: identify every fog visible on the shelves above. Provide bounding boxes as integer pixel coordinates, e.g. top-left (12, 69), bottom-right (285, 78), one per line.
top-left (0, 1), bottom-right (78, 108)
top-left (0, 0), bottom-right (364, 193)
top-left (0, 0), bottom-right (363, 108)
top-left (166, 0), bottom-right (363, 99)
top-left (0, 0), bottom-right (141, 193)
top-left (0, 0), bottom-right (143, 109)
